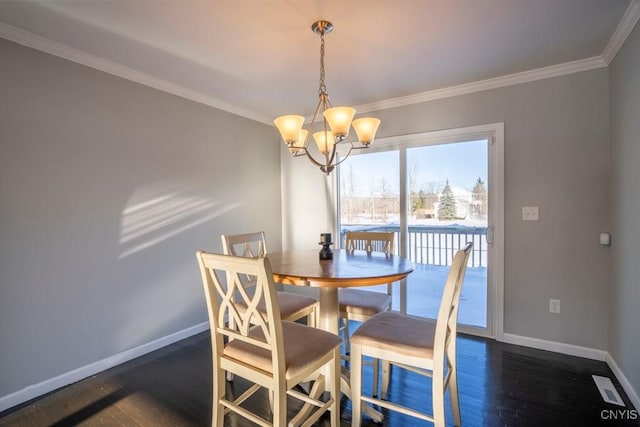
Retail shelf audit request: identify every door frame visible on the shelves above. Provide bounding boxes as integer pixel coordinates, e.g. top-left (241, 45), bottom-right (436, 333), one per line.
top-left (333, 123), bottom-right (504, 339)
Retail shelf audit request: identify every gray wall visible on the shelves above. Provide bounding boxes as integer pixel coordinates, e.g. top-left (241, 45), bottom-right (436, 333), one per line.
top-left (0, 38), bottom-right (282, 398)
top-left (609, 21), bottom-right (640, 399)
top-left (4, 20), bottom-right (634, 407)
top-left (282, 69), bottom-right (611, 350)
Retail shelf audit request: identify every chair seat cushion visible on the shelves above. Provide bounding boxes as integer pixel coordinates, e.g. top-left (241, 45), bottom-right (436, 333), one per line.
top-left (351, 311), bottom-right (436, 359)
top-left (338, 288), bottom-right (392, 317)
top-left (236, 291), bottom-right (317, 320)
top-left (224, 321), bottom-right (342, 380)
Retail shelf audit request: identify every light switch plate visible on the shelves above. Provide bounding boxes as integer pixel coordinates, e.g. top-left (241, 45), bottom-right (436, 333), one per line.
top-left (522, 206), bottom-right (539, 221)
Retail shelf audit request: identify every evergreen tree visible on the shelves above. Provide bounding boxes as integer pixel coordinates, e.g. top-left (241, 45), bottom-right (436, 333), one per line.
top-left (472, 177), bottom-right (488, 219)
top-left (417, 189), bottom-right (426, 210)
top-left (438, 179), bottom-right (457, 220)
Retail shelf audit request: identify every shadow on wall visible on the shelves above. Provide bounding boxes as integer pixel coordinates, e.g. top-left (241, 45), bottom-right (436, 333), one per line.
top-left (118, 184), bottom-right (242, 259)
top-left (108, 182), bottom-right (245, 352)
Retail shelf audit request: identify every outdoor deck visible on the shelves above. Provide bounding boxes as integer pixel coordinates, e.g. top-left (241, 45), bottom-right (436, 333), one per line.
top-left (342, 224), bottom-right (488, 328)
top-left (363, 263), bottom-right (487, 328)
top-left (406, 263), bottom-right (486, 327)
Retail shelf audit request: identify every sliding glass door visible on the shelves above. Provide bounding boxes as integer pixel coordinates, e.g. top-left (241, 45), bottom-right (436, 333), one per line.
top-left (337, 125), bottom-right (503, 337)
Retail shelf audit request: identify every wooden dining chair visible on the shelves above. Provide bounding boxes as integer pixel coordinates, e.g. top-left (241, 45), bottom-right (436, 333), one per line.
top-left (221, 232), bottom-right (318, 327)
top-left (196, 251), bottom-right (342, 427)
top-left (350, 242), bottom-right (473, 427)
top-left (339, 230), bottom-right (395, 396)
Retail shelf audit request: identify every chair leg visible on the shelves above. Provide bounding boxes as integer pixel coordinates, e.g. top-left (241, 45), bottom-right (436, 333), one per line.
top-left (450, 366), bottom-right (461, 426)
top-left (350, 345), bottom-right (363, 427)
top-left (381, 360), bottom-right (391, 400)
top-left (432, 370), bottom-right (446, 427)
top-left (226, 316), bottom-right (236, 382)
top-left (372, 358), bottom-right (379, 397)
top-left (273, 388), bottom-right (287, 427)
top-left (342, 317), bottom-right (351, 354)
top-left (330, 348), bottom-right (341, 427)
top-left (214, 367), bottom-right (225, 426)
top-left (308, 309), bottom-right (315, 328)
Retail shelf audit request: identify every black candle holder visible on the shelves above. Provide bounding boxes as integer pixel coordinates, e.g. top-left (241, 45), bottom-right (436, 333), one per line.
top-left (319, 233), bottom-right (334, 260)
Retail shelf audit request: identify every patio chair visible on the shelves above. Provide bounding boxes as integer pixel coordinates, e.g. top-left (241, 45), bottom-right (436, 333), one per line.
top-left (196, 251), bottom-right (342, 426)
top-left (350, 242), bottom-right (473, 427)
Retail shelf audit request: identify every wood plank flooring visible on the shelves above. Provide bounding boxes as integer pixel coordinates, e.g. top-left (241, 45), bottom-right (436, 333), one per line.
top-left (1, 330), bottom-right (638, 426)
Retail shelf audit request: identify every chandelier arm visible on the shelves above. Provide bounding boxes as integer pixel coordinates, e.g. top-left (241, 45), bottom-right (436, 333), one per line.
top-left (299, 147), bottom-right (330, 168)
top-left (325, 144), bottom-right (337, 168)
top-left (308, 141), bottom-right (355, 170)
top-left (328, 146), bottom-right (355, 169)
top-left (306, 95), bottom-right (326, 143)
top-left (335, 134), bottom-right (351, 147)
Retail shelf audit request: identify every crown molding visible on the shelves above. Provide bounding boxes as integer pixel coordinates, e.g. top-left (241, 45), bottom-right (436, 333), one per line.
top-left (602, 0), bottom-right (640, 65)
top-left (0, 22), bottom-right (273, 125)
top-left (1, 6), bottom-right (633, 124)
top-left (354, 56), bottom-right (607, 114)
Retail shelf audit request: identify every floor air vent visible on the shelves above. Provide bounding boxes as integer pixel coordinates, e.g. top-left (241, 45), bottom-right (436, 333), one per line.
top-left (592, 375), bottom-right (625, 406)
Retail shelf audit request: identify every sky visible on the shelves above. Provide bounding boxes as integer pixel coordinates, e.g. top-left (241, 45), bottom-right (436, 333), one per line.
top-left (340, 139), bottom-right (488, 197)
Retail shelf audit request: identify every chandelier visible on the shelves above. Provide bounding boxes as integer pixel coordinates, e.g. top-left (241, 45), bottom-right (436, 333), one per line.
top-left (274, 20), bottom-right (380, 175)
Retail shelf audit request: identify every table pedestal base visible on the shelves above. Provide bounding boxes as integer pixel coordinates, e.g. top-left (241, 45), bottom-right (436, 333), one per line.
top-left (289, 289), bottom-right (383, 426)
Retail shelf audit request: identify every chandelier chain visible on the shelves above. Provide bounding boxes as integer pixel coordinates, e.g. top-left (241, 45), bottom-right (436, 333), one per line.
top-left (319, 30), bottom-right (326, 96)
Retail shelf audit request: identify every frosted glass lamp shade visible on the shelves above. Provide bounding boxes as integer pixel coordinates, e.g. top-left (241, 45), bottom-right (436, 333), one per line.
top-left (313, 130), bottom-right (335, 154)
top-left (323, 107), bottom-right (355, 138)
top-left (274, 115), bottom-right (304, 143)
top-left (352, 117), bottom-right (380, 145)
top-left (289, 129), bottom-right (308, 153)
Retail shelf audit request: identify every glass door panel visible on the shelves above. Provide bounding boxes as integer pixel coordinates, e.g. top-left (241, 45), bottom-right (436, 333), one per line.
top-left (406, 140), bottom-right (488, 327)
top-left (339, 151), bottom-right (400, 310)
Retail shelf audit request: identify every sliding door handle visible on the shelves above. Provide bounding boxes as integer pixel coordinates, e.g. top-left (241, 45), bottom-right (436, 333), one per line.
top-left (486, 226), bottom-right (494, 245)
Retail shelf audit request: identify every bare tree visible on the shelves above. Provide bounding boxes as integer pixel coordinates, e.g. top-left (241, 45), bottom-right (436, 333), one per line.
top-left (341, 163), bottom-right (358, 222)
top-left (408, 160), bottom-right (419, 215)
top-left (378, 177), bottom-right (393, 222)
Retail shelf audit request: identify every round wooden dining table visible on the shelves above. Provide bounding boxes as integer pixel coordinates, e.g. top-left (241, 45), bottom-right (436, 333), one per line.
top-left (267, 249), bottom-right (414, 334)
top-left (267, 249), bottom-right (414, 424)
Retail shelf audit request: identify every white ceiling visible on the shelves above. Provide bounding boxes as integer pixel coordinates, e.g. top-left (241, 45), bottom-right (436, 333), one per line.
top-left (0, 1), bottom-right (637, 125)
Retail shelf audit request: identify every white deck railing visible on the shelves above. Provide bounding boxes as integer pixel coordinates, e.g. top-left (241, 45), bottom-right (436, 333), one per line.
top-left (341, 225), bottom-right (487, 267)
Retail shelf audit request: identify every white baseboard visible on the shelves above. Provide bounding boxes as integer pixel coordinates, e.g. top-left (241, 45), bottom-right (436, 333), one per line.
top-left (0, 322), bottom-right (209, 414)
top-left (606, 353), bottom-right (640, 410)
top-left (501, 333), bottom-right (607, 361)
top-left (500, 333), bottom-right (640, 410)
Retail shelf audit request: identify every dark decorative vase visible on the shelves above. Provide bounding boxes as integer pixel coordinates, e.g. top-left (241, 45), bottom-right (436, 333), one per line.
top-left (319, 233), bottom-right (334, 260)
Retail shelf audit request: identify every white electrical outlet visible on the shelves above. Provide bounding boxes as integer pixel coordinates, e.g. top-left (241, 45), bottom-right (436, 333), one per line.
top-left (522, 206), bottom-right (539, 221)
top-left (550, 299), bottom-right (561, 314)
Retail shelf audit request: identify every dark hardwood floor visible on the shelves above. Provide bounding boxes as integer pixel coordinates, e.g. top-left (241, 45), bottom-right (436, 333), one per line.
top-left (1, 329), bottom-right (638, 426)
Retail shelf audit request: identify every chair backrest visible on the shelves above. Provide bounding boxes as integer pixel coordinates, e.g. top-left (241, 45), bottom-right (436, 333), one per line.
top-left (433, 242), bottom-right (473, 367)
top-left (221, 232), bottom-right (268, 293)
top-left (196, 251), bottom-right (285, 377)
top-left (345, 231), bottom-right (395, 254)
top-left (221, 231), bottom-right (267, 258)
top-left (345, 231), bottom-right (396, 295)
